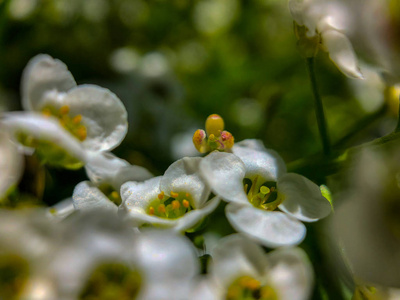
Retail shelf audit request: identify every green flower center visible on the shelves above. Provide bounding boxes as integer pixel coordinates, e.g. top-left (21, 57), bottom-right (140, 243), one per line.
top-left (147, 191), bottom-right (194, 219)
top-left (42, 105), bottom-right (87, 141)
top-left (99, 184), bottom-right (122, 206)
top-left (243, 176), bottom-right (282, 211)
top-left (0, 254), bottom-right (29, 300)
top-left (17, 131), bottom-right (83, 170)
top-left (226, 275), bottom-right (279, 300)
top-left (79, 262), bottom-right (142, 300)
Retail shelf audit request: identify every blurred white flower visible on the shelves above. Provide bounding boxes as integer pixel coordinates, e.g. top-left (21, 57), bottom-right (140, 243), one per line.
top-left (333, 147), bottom-right (400, 289)
top-left (191, 234), bottom-right (313, 300)
top-left (3, 54), bottom-right (128, 169)
top-left (47, 211), bottom-right (199, 300)
top-left (0, 124), bottom-right (23, 198)
top-left (120, 157), bottom-right (220, 232)
top-left (72, 152), bottom-right (153, 212)
top-left (289, 0), bottom-right (363, 79)
top-left (200, 139), bottom-right (332, 247)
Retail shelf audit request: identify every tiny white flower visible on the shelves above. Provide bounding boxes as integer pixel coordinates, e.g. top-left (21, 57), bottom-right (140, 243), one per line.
top-left (200, 139), bottom-right (332, 247)
top-left (191, 234), bottom-right (314, 300)
top-left (289, 0), bottom-right (363, 79)
top-left (47, 211), bottom-right (199, 300)
top-left (72, 152), bottom-right (153, 213)
top-left (120, 156), bottom-right (220, 232)
top-left (3, 54), bottom-right (128, 169)
top-left (0, 124), bottom-right (23, 198)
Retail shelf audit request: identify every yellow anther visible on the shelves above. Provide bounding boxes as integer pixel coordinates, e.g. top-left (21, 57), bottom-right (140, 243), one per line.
top-left (110, 191), bottom-right (119, 199)
top-left (158, 191), bottom-right (165, 200)
top-left (76, 126), bottom-right (87, 141)
top-left (158, 204), bottom-right (166, 214)
top-left (72, 114), bottom-right (82, 124)
top-left (260, 186), bottom-right (270, 195)
top-left (170, 191), bottom-right (179, 198)
top-left (182, 199), bottom-right (189, 208)
top-left (59, 105), bottom-right (70, 115)
top-left (42, 108), bottom-right (52, 117)
top-left (172, 200), bottom-right (180, 210)
top-left (270, 187), bottom-right (276, 192)
top-left (245, 278), bottom-right (261, 290)
top-left (205, 114), bottom-right (224, 137)
top-left (220, 130), bottom-right (234, 149)
top-left (192, 129), bottom-right (207, 153)
top-left (185, 193), bottom-right (189, 197)
top-left (149, 207), bottom-right (155, 215)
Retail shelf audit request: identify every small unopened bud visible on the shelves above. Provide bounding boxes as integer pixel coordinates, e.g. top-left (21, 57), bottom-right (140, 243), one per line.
top-left (205, 114), bottom-right (224, 136)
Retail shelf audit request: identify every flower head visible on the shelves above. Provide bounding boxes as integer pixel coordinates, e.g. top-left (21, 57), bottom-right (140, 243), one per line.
top-left (191, 234), bottom-right (314, 300)
top-left (119, 156), bottom-right (220, 232)
top-left (200, 139), bottom-right (332, 247)
top-left (289, 0), bottom-right (363, 79)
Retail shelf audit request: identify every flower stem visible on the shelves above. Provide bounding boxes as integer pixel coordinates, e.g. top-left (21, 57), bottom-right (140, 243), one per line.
top-left (306, 57), bottom-right (331, 156)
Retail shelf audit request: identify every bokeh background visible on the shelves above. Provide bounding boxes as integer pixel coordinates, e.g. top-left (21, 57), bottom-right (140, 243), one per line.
top-left (0, 1), bottom-right (398, 298)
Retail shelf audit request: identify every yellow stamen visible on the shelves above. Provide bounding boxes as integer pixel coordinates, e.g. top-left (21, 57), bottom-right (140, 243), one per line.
top-left (158, 191), bottom-right (165, 200)
top-left (42, 108), bottom-right (52, 117)
top-left (76, 126), bottom-right (87, 141)
top-left (149, 207), bottom-right (155, 215)
top-left (182, 199), bottom-right (189, 208)
top-left (185, 193), bottom-right (189, 197)
top-left (172, 200), bottom-right (180, 210)
top-left (158, 204), bottom-right (166, 214)
top-left (209, 133), bottom-right (216, 141)
top-left (72, 114), bottom-right (82, 124)
top-left (59, 105), bottom-right (70, 115)
top-left (170, 191), bottom-right (179, 198)
top-left (110, 191), bottom-right (119, 199)
top-left (260, 186), bottom-right (270, 195)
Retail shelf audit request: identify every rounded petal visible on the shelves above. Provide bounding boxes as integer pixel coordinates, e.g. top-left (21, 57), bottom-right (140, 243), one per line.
top-left (21, 54), bottom-right (76, 111)
top-left (160, 157), bottom-right (209, 208)
top-left (47, 197), bottom-right (75, 221)
top-left (235, 139), bottom-right (268, 152)
top-left (73, 181), bottom-right (117, 212)
top-left (62, 85), bottom-right (128, 152)
top-left (278, 173), bottom-right (332, 222)
top-left (132, 230), bottom-right (199, 300)
top-left (0, 127), bottom-right (23, 197)
top-left (200, 152), bottom-right (248, 204)
top-left (2, 112), bottom-right (87, 163)
top-left (268, 247), bottom-right (314, 300)
top-left (226, 204), bottom-right (306, 248)
top-left (210, 234), bottom-right (270, 288)
top-left (190, 278), bottom-right (220, 300)
top-left (322, 30), bottom-right (363, 79)
top-left (232, 143), bottom-right (287, 181)
top-left (85, 152), bottom-right (153, 190)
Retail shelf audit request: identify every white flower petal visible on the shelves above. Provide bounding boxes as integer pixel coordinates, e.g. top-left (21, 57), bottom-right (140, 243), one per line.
top-left (73, 181), bottom-right (117, 212)
top-left (61, 85), bottom-right (128, 152)
top-left (85, 152), bottom-right (153, 190)
top-left (2, 112), bottom-right (87, 163)
top-left (211, 234), bottom-right (269, 288)
top-left (235, 139), bottom-right (268, 152)
top-left (47, 197), bottom-right (75, 221)
top-left (132, 230), bottom-right (199, 300)
top-left (190, 278), bottom-right (220, 300)
top-left (22, 54), bottom-right (76, 111)
top-left (200, 152), bottom-right (249, 205)
top-left (0, 127), bottom-right (23, 197)
top-left (232, 143), bottom-right (286, 181)
top-left (173, 196), bottom-right (220, 232)
top-left (226, 204), bottom-right (306, 248)
top-left (322, 30), bottom-right (363, 79)
top-left (278, 173), bottom-right (332, 222)
top-left (160, 157), bottom-right (209, 208)
top-left (268, 247), bottom-right (314, 300)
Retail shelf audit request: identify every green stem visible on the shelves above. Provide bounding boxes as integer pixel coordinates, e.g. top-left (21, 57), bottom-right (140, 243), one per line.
top-left (306, 57), bottom-right (331, 156)
top-left (395, 95), bottom-right (400, 132)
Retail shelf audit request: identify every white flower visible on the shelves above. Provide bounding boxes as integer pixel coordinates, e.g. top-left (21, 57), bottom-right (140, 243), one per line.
top-left (119, 156), bottom-right (220, 232)
top-left (0, 124), bottom-right (23, 198)
top-left (191, 234), bottom-right (314, 300)
top-left (2, 54), bottom-right (128, 169)
top-left (289, 0), bottom-right (363, 79)
top-left (72, 152), bottom-right (153, 213)
top-left (47, 211), bottom-right (199, 300)
top-left (333, 148), bottom-right (400, 289)
top-left (200, 139), bottom-right (332, 247)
